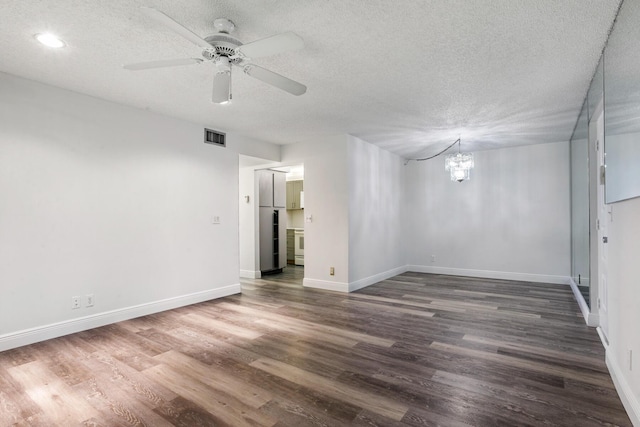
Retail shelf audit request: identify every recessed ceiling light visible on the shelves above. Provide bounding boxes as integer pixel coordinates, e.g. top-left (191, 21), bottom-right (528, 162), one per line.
top-left (34, 33), bottom-right (66, 48)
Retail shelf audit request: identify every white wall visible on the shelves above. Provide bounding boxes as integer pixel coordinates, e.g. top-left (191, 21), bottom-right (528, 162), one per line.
top-left (404, 142), bottom-right (571, 283)
top-left (604, 197), bottom-right (640, 424)
top-left (281, 135), bottom-right (350, 291)
top-left (605, 132), bottom-right (640, 203)
top-left (286, 209), bottom-right (305, 229)
top-left (231, 135), bottom-right (280, 163)
top-left (347, 135), bottom-right (405, 290)
top-left (0, 72), bottom-right (241, 350)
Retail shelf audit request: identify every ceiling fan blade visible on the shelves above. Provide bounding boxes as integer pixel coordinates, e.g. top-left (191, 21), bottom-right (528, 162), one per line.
top-left (236, 32), bottom-right (304, 58)
top-left (212, 72), bottom-right (231, 104)
top-left (123, 58), bottom-right (203, 70)
top-left (140, 7), bottom-right (211, 49)
top-left (244, 65), bottom-right (307, 96)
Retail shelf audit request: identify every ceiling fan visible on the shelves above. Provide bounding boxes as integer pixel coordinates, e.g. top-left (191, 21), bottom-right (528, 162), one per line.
top-left (124, 7), bottom-right (307, 104)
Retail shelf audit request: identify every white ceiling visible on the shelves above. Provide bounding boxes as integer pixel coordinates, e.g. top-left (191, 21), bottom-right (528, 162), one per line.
top-left (0, 0), bottom-right (620, 158)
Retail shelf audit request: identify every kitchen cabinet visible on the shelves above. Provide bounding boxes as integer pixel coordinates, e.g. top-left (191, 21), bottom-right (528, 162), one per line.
top-left (258, 170), bottom-right (273, 207)
top-left (286, 229), bottom-right (295, 264)
top-left (259, 208), bottom-right (286, 272)
top-left (273, 172), bottom-right (286, 208)
top-left (257, 169), bottom-right (287, 274)
top-left (286, 180), bottom-right (304, 210)
top-left (258, 170), bottom-right (286, 207)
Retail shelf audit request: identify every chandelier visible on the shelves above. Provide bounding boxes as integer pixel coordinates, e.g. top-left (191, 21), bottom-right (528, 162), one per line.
top-left (408, 138), bottom-right (475, 182)
top-left (444, 141), bottom-right (474, 182)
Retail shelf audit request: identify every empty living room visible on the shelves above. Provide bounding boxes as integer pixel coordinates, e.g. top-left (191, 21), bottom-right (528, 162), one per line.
top-left (1, 0), bottom-right (639, 425)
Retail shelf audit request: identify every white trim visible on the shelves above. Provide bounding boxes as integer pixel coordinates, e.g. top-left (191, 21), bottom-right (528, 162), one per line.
top-left (587, 311), bottom-right (600, 328)
top-left (597, 326), bottom-right (609, 348)
top-left (240, 269), bottom-right (261, 279)
top-left (348, 266), bottom-right (408, 292)
top-left (303, 278), bottom-right (350, 292)
top-left (307, 266), bottom-right (569, 294)
top-left (568, 277), bottom-right (599, 326)
top-left (606, 347), bottom-right (640, 426)
top-left (406, 265), bottom-right (569, 285)
top-left (0, 284), bottom-right (241, 352)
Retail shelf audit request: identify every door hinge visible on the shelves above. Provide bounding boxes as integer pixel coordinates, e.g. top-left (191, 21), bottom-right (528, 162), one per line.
top-left (598, 298), bottom-right (601, 309)
top-left (597, 219), bottom-right (600, 230)
top-left (600, 165), bottom-right (606, 185)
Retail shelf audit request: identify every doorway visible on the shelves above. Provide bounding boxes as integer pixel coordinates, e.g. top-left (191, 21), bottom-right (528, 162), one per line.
top-left (238, 156), bottom-right (305, 283)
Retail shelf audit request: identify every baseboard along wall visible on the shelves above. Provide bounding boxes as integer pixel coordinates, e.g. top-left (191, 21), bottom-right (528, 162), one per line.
top-left (0, 284), bottom-right (241, 352)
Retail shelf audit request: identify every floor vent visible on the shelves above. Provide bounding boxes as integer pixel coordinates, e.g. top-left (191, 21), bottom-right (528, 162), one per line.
top-left (204, 128), bottom-right (226, 147)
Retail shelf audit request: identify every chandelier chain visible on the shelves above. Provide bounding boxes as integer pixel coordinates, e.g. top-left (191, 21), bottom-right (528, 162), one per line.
top-left (404, 138), bottom-right (460, 165)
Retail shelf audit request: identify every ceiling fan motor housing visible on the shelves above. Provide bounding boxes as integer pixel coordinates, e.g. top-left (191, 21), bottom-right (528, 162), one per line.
top-left (203, 34), bottom-right (244, 64)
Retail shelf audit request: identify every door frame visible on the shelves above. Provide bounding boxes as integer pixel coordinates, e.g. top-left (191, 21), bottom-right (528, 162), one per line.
top-left (588, 99), bottom-right (609, 342)
top-left (595, 110), bottom-right (609, 341)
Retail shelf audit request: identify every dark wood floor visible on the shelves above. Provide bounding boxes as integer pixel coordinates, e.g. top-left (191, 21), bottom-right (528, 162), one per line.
top-left (0, 268), bottom-right (631, 426)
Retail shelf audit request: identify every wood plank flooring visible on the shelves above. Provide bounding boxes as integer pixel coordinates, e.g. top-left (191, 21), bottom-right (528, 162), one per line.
top-left (0, 268), bottom-right (632, 426)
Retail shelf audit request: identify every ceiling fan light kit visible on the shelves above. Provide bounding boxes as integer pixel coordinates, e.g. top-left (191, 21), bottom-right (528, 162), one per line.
top-left (212, 56), bottom-right (232, 104)
top-left (124, 8), bottom-right (307, 104)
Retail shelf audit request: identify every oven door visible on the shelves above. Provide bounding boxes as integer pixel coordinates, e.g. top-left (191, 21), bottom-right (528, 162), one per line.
top-left (294, 230), bottom-right (304, 265)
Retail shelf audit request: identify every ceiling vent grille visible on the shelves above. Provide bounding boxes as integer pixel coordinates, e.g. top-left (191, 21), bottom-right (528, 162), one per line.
top-left (204, 128), bottom-right (226, 147)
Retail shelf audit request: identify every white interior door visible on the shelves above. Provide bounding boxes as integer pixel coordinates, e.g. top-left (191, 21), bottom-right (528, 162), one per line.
top-left (596, 112), bottom-right (609, 339)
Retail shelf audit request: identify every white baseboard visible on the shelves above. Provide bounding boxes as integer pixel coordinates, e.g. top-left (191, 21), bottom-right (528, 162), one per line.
top-left (587, 311), bottom-right (600, 328)
top-left (303, 266), bottom-right (408, 293)
top-left (348, 266), bottom-right (408, 292)
top-left (0, 284), bottom-right (241, 352)
top-left (406, 265), bottom-right (569, 285)
top-left (606, 348), bottom-right (640, 426)
top-left (240, 269), bottom-right (261, 279)
top-left (597, 326), bottom-right (609, 348)
top-left (303, 278), bottom-right (350, 292)
top-left (568, 277), bottom-right (599, 327)
top-left (305, 266), bottom-right (571, 294)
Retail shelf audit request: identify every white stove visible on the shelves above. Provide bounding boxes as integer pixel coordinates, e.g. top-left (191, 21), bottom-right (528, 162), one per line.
top-left (294, 229), bottom-right (304, 265)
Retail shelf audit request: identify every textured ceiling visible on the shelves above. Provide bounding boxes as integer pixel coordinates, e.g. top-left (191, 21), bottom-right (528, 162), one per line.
top-left (0, 0), bottom-right (621, 158)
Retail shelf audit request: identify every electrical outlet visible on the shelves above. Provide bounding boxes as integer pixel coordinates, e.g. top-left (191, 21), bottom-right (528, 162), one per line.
top-left (71, 296), bottom-right (81, 309)
top-left (86, 294), bottom-right (94, 308)
top-left (330, 267), bottom-right (335, 276)
top-left (431, 255), bottom-right (436, 262)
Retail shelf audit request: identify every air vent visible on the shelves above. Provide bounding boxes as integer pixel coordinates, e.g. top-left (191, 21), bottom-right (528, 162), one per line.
top-left (204, 128), bottom-right (226, 147)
